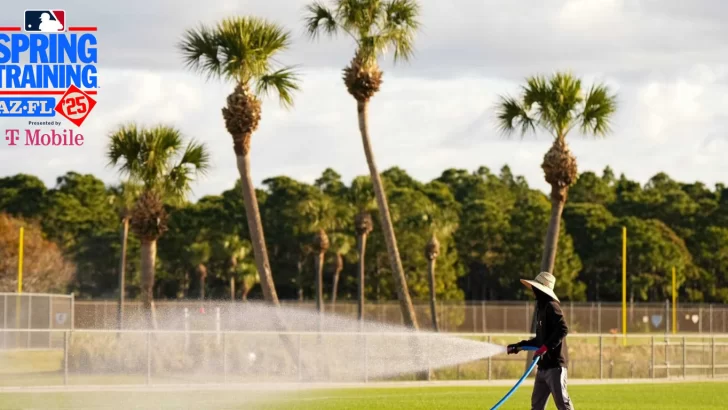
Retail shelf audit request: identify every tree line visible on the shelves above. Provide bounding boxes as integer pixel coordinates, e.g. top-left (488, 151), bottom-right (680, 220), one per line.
top-left (1, 166), bottom-right (726, 305)
top-left (1, 1), bottom-right (726, 335)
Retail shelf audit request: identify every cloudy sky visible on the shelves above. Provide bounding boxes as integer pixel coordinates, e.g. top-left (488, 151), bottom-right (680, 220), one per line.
top-left (1, 0), bottom-right (726, 199)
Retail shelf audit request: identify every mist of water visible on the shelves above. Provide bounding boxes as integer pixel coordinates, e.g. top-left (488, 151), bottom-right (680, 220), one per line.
top-left (58, 302), bottom-right (505, 384)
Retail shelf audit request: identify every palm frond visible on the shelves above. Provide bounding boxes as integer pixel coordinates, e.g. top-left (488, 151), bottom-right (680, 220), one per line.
top-left (337, 0), bottom-right (376, 33)
top-left (178, 25), bottom-right (223, 81)
top-left (549, 72), bottom-right (583, 134)
top-left (304, 2), bottom-right (339, 39)
top-left (495, 95), bottom-right (536, 137)
top-left (107, 123), bottom-right (144, 179)
top-left (580, 83), bottom-right (617, 137)
top-left (107, 124), bottom-right (209, 204)
top-left (166, 139), bottom-right (210, 201)
top-left (255, 67), bottom-right (301, 108)
top-left (179, 17), bottom-right (294, 85)
top-left (380, 0), bottom-right (420, 62)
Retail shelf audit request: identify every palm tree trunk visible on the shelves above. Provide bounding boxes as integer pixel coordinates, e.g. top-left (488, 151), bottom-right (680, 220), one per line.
top-left (297, 258), bottom-right (304, 301)
top-left (332, 253), bottom-right (343, 308)
top-left (198, 264), bottom-right (207, 300)
top-left (236, 154), bottom-right (279, 305)
top-left (540, 185), bottom-right (567, 273)
top-left (236, 153), bottom-right (304, 375)
top-left (525, 184), bottom-right (567, 372)
top-left (357, 233), bottom-right (367, 323)
top-left (427, 259), bottom-right (439, 332)
top-left (358, 100), bottom-right (427, 381)
top-left (230, 276), bottom-right (235, 300)
top-left (140, 239), bottom-right (156, 329)
top-left (356, 100), bottom-right (418, 329)
top-left (118, 217), bottom-right (129, 331)
top-left (315, 252), bottom-right (324, 313)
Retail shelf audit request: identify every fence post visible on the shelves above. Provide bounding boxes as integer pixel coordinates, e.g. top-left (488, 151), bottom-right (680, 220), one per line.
top-left (598, 335), bottom-right (603, 379)
top-left (3, 295), bottom-right (7, 349)
top-left (665, 336), bottom-right (670, 378)
top-left (665, 300), bottom-right (670, 334)
top-left (27, 295), bottom-right (32, 348)
top-left (597, 303), bottom-right (602, 333)
top-left (682, 336), bottom-right (686, 379)
top-left (364, 333), bottom-right (369, 383)
top-left (699, 306), bottom-right (703, 334)
top-left (487, 335), bottom-right (492, 381)
top-left (297, 333), bottom-right (303, 382)
top-left (481, 301), bottom-right (486, 333)
top-left (711, 336), bottom-right (715, 379)
top-left (184, 308), bottom-right (189, 352)
top-left (63, 330), bottom-right (69, 385)
top-left (215, 307), bottom-right (221, 346)
top-left (70, 294), bottom-right (75, 330)
top-left (146, 331), bottom-right (151, 385)
top-left (222, 332), bottom-right (227, 384)
top-left (48, 296), bottom-right (53, 348)
top-left (709, 305), bottom-right (713, 334)
top-left (650, 336), bottom-right (655, 379)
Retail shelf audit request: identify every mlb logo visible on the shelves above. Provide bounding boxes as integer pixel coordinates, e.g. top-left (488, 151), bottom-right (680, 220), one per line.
top-left (24, 10), bottom-right (66, 32)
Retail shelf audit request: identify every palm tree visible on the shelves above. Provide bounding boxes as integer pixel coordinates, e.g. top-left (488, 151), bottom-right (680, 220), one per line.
top-left (312, 229), bottom-right (330, 313)
top-left (107, 124), bottom-right (210, 327)
top-left (214, 234), bottom-right (254, 300)
top-left (179, 17), bottom-right (300, 306)
top-left (189, 241), bottom-right (211, 300)
top-left (304, 0), bottom-right (421, 329)
top-left (328, 232), bottom-right (352, 308)
top-left (108, 181), bottom-right (141, 330)
top-left (495, 72), bottom-right (616, 368)
top-left (424, 234), bottom-right (440, 332)
top-left (495, 72), bottom-right (617, 275)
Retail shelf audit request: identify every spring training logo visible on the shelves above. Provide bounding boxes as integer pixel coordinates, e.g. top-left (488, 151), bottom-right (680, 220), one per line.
top-left (1, 10), bottom-right (98, 147)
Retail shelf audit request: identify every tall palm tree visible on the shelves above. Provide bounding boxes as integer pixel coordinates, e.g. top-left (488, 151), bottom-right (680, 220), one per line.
top-left (179, 17), bottom-right (299, 306)
top-left (304, 0), bottom-right (421, 329)
top-left (424, 234), bottom-right (440, 332)
top-left (496, 72), bottom-right (616, 367)
top-left (495, 72), bottom-right (617, 276)
top-left (107, 124), bottom-right (210, 327)
top-left (107, 181), bottom-right (141, 330)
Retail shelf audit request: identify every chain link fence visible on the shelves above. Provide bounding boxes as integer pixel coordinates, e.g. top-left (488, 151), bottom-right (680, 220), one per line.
top-left (72, 300), bottom-right (728, 334)
top-left (0, 293), bottom-right (74, 349)
top-left (0, 330), bottom-right (726, 387)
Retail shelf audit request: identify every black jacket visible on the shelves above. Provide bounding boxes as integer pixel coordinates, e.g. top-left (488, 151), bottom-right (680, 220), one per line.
top-left (517, 299), bottom-right (569, 369)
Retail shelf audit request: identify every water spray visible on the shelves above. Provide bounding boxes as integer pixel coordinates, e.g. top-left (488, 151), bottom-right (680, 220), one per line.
top-left (489, 345), bottom-right (540, 410)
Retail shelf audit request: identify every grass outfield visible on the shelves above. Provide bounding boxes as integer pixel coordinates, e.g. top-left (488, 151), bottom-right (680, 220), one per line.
top-left (0, 383), bottom-right (727, 409)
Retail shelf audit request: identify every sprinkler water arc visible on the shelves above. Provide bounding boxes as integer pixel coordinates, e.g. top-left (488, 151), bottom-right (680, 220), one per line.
top-left (489, 345), bottom-right (540, 410)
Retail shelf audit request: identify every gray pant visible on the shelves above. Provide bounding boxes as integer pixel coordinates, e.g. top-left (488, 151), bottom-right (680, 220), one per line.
top-left (531, 367), bottom-right (574, 410)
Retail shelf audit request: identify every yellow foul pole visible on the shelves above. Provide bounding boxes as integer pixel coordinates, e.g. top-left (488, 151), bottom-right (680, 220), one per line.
top-left (672, 267), bottom-right (677, 334)
top-left (17, 226), bottom-right (24, 293)
top-left (622, 226), bottom-right (627, 346)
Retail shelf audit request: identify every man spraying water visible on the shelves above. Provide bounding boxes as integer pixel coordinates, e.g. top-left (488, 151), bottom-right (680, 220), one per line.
top-left (507, 272), bottom-right (574, 410)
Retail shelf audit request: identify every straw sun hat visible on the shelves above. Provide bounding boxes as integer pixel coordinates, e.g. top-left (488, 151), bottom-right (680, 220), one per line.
top-left (520, 271), bottom-right (559, 302)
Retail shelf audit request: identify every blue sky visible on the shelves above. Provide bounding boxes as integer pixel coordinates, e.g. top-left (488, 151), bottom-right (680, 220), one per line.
top-left (1, 0), bottom-right (726, 199)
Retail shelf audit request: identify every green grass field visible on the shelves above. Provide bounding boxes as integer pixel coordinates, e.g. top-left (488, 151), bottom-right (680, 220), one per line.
top-left (1, 383), bottom-right (727, 409)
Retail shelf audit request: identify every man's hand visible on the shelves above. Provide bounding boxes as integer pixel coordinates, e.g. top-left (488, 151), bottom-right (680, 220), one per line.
top-left (506, 344), bottom-right (520, 355)
top-left (534, 345), bottom-right (548, 357)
